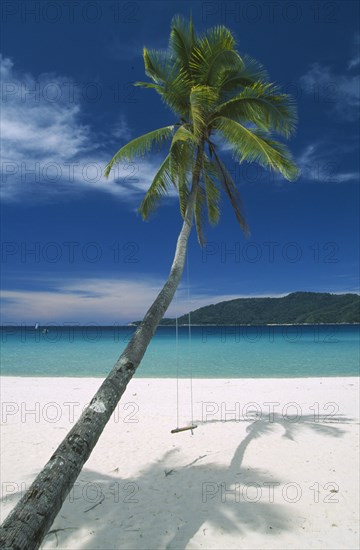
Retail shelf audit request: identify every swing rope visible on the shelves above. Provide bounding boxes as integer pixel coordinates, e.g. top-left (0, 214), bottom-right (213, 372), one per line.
top-left (171, 250), bottom-right (197, 434)
top-left (175, 291), bottom-right (180, 429)
top-left (187, 249), bottom-right (194, 427)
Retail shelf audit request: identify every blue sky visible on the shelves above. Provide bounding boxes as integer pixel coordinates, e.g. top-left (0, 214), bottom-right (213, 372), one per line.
top-left (1, 0), bottom-right (359, 324)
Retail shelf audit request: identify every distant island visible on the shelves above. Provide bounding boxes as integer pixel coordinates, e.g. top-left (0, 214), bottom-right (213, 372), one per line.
top-left (133, 292), bottom-right (360, 326)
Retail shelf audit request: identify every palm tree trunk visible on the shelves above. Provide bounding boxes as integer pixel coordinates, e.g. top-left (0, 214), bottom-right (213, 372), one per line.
top-left (0, 148), bottom-right (203, 549)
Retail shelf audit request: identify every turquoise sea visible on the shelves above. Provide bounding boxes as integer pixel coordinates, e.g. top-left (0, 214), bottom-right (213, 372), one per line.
top-left (1, 325), bottom-right (359, 378)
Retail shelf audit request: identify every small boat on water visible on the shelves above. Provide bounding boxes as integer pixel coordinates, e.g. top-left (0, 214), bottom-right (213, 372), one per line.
top-left (34, 323), bottom-right (48, 334)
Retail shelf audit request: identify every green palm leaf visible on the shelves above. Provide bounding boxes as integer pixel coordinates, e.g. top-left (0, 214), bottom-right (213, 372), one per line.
top-left (215, 56), bottom-right (269, 102)
top-left (213, 116), bottom-right (299, 180)
top-left (161, 69), bottom-right (191, 117)
top-left (106, 15), bottom-right (299, 242)
top-left (194, 185), bottom-right (206, 245)
top-left (169, 14), bottom-right (195, 69)
top-left (143, 48), bottom-right (175, 84)
top-left (171, 125), bottom-right (196, 145)
top-left (139, 154), bottom-right (174, 219)
top-left (190, 85), bottom-right (218, 139)
top-left (134, 81), bottom-right (163, 91)
top-left (203, 171), bottom-right (221, 225)
top-left (189, 25), bottom-right (241, 86)
top-left (169, 127), bottom-right (194, 217)
top-left (215, 83), bottom-right (297, 137)
top-left (205, 147), bottom-right (249, 235)
top-left (139, 124), bottom-right (197, 221)
top-left (177, 165), bottom-right (190, 219)
top-left (105, 126), bottom-right (175, 177)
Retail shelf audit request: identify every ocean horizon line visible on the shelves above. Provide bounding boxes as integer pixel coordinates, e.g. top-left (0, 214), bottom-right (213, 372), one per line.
top-left (1, 322), bottom-right (360, 328)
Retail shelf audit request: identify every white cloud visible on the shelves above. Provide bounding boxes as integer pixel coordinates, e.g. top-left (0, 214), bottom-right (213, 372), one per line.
top-left (0, 54), bottom-right (91, 158)
top-left (297, 142), bottom-right (359, 184)
top-left (1, 278), bottom-right (160, 324)
top-left (110, 115), bottom-right (132, 140)
top-left (0, 55), bottom-right (168, 204)
top-left (0, 55), bottom-right (13, 78)
top-left (348, 56), bottom-right (360, 70)
top-left (348, 33), bottom-right (360, 70)
top-left (300, 62), bottom-right (360, 120)
top-left (0, 276), bottom-right (246, 324)
top-left (2, 275), bottom-right (357, 325)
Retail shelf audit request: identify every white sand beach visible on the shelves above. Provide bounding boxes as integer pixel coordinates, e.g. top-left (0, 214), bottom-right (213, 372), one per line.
top-left (1, 376), bottom-right (359, 549)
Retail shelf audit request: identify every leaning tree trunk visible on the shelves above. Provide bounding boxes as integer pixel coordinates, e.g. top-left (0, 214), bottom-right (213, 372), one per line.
top-left (0, 149), bottom-right (203, 549)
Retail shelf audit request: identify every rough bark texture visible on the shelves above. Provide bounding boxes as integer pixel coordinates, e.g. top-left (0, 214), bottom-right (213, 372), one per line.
top-left (0, 149), bottom-right (203, 549)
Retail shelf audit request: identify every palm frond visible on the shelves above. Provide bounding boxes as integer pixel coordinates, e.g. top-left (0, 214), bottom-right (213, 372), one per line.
top-left (169, 14), bottom-right (195, 69)
top-left (136, 71), bottom-right (192, 119)
top-left (206, 146), bottom-right (249, 235)
top-left (139, 124), bottom-right (195, 220)
top-left (171, 125), bottom-right (197, 146)
top-left (191, 48), bottom-right (242, 87)
top-left (162, 70), bottom-right (192, 117)
top-left (105, 126), bottom-right (175, 177)
top-left (213, 116), bottom-right (299, 181)
top-left (107, 15), bottom-right (299, 236)
top-left (230, 54), bottom-right (268, 85)
top-left (143, 48), bottom-right (175, 84)
top-left (134, 81), bottom-right (163, 91)
top-left (203, 171), bottom-right (221, 225)
top-left (194, 184), bottom-right (206, 246)
top-left (138, 154), bottom-right (174, 219)
top-left (189, 25), bottom-right (241, 86)
top-left (215, 82), bottom-right (297, 137)
top-left (216, 56), bottom-right (268, 98)
top-left (190, 85), bottom-right (218, 139)
top-left (178, 164), bottom-right (190, 219)
top-left (169, 127), bottom-right (195, 216)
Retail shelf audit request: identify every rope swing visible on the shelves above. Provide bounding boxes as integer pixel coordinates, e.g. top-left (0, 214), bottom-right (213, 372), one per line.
top-left (171, 250), bottom-right (197, 435)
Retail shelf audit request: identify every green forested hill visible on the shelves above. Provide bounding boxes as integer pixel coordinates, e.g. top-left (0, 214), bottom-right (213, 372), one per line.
top-left (153, 292), bottom-right (360, 325)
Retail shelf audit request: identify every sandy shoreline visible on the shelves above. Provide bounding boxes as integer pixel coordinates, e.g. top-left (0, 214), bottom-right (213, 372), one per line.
top-left (1, 376), bottom-right (359, 549)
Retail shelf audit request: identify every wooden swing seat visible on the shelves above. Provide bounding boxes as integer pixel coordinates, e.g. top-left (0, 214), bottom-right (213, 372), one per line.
top-left (171, 424), bottom-right (198, 434)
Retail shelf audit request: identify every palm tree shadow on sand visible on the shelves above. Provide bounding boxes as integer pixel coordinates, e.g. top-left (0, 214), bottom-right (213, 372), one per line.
top-left (32, 412), bottom-right (352, 549)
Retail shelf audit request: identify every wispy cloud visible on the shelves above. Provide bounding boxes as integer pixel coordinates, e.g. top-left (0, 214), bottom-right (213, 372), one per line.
top-left (297, 141), bottom-right (359, 184)
top-left (110, 114), bottom-right (132, 140)
top-left (348, 33), bottom-right (360, 70)
top-left (2, 275), bottom-right (357, 325)
top-left (300, 63), bottom-right (360, 120)
top-left (1, 278), bottom-right (161, 324)
top-left (299, 34), bottom-right (360, 121)
top-left (0, 276), bottom-right (245, 324)
top-left (0, 55), bottom-right (168, 204)
top-left (0, 55), bottom-right (91, 156)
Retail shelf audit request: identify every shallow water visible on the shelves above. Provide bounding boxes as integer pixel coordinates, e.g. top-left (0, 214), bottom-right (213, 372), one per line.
top-left (1, 325), bottom-right (359, 378)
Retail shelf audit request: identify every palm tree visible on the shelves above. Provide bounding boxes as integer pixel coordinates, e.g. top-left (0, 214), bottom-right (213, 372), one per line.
top-left (0, 15), bottom-right (298, 548)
